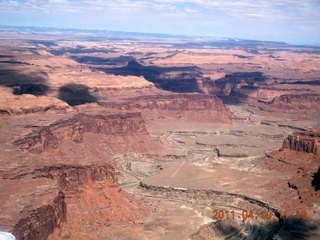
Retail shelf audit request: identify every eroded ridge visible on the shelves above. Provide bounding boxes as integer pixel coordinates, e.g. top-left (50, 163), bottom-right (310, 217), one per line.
top-left (2, 164), bottom-right (147, 240)
top-left (99, 93), bottom-right (235, 123)
top-left (12, 190), bottom-right (66, 240)
top-left (282, 131), bottom-right (320, 154)
top-left (13, 112), bottom-right (148, 153)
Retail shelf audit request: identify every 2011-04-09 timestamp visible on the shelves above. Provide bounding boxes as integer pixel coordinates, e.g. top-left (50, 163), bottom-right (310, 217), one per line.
top-left (212, 209), bottom-right (308, 220)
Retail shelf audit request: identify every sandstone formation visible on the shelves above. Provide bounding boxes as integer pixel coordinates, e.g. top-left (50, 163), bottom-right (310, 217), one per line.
top-left (0, 87), bottom-right (69, 115)
top-left (273, 93), bottom-right (320, 105)
top-left (0, 104), bottom-right (162, 239)
top-left (99, 93), bottom-right (234, 122)
top-left (13, 112), bottom-right (148, 153)
top-left (282, 131), bottom-right (320, 155)
top-left (12, 190), bottom-right (66, 240)
top-left (256, 130), bottom-right (320, 213)
top-left (1, 164), bottom-right (145, 240)
top-left (0, 178), bottom-right (64, 240)
top-left (256, 93), bottom-right (320, 119)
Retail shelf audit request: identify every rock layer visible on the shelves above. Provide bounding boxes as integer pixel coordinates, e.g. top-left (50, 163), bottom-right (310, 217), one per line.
top-left (100, 93), bottom-right (234, 122)
top-left (12, 190), bottom-right (66, 240)
top-left (2, 163), bottom-right (145, 240)
top-left (256, 130), bottom-right (320, 213)
top-left (282, 131), bottom-right (320, 155)
top-left (13, 112), bottom-right (148, 153)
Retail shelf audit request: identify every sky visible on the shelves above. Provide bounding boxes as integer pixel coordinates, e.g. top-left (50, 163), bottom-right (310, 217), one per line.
top-left (0, 0), bottom-right (320, 45)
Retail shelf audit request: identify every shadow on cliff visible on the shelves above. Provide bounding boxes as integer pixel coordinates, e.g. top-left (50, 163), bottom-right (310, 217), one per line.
top-left (70, 54), bottom-right (268, 100)
top-left (48, 46), bottom-right (115, 56)
top-left (191, 217), bottom-right (319, 239)
top-left (84, 58), bottom-right (203, 93)
top-left (312, 168), bottom-right (320, 191)
top-left (280, 80), bottom-right (320, 86)
top-left (213, 72), bottom-right (268, 105)
top-left (71, 55), bottom-right (135, 65)
top-left (58, 84), bottom-right (98, 106)
top-left (0, 69), bottom-right (50, 96)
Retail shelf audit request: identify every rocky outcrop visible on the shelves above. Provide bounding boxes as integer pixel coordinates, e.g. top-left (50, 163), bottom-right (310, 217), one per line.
top-left (12, 191), bottom-right (66, 240)
top-left (0, 87), bottom-right (70, 115)
top-left (256, 131), bottom-right (320, 212)
top-left (45, 164), bottom-right (146, 240)
top-left (282, 131), bottom-right (320, 155)
top-left (256, 93), bottom-right (320, 119)
top-left (99, 93), bottom-right (234, 122)
top-left (205, 72), bottom-right (266, 98)
top-left (1, 106), bottom-right (160, 239)
top-left (13, 112), bottom-right (147, 153)
top-left (32, 164), bottom-right (118, 191)
top-left (3, 163), bottom-right (139, 240)
top-left (272, 93), bottom-right (320, 105)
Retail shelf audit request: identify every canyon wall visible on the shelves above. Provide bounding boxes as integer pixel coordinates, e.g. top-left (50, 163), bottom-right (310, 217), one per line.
top-left (1, 108), bottom-right (159, 239)
top-left (257, 130), bottom-right (320, 213)
top-left (12, 191), bottom-right (66, 240)
top-left (99, 93), bottom-right (234, 122)
top-left (0, 87), bottom-right (70, 115)
top-left (32, 164), bottom-right (118, 191)
top-left (282, 131), bottom-right (320, 155)
top-left (5, 163), bottom-right (141, 240)
top-left (272, 93), bottom-right (320, 105)
top-left (13, 112), bottom-right (148, 153)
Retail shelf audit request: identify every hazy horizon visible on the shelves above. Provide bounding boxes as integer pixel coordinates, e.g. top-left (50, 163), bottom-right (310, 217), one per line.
top-left (1, 0), bottom-right (319, 46)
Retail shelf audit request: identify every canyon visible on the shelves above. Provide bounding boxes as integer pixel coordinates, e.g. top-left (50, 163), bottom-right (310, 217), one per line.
top-left (0, 27), bottom-right (319, 239)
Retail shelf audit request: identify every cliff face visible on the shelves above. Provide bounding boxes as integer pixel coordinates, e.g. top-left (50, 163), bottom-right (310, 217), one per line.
top-left (202, 72), bottom-right (266, 98)
top-left (267, 93), bottom-right (320, 112)
top-left (32, 164), bottom-right (118, 191)
top-left (0, 106), bottom-right (159, 239)
top-left (251, 93), bottom-right (320, 119)
top-left (282, 131), bottom-right (320, 155)
top-left (256, 130), bottom-right (320, 212)
top-left (124, 94), bottom-right (229, 111)
top-left (4, 163), bottom-right (144, 240)
top-left (12, 191), bottom-right (66, 240)
top-left (46, 164), bottom-right (146, 240)
top-left (13, 112), bottom-right (148, 153)
top-left (100, 93), bottom-right (234, 122)
top-left (273, 93), bottom-right (320, 105)
top-left (0, 87), bottom-right (69, 115)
